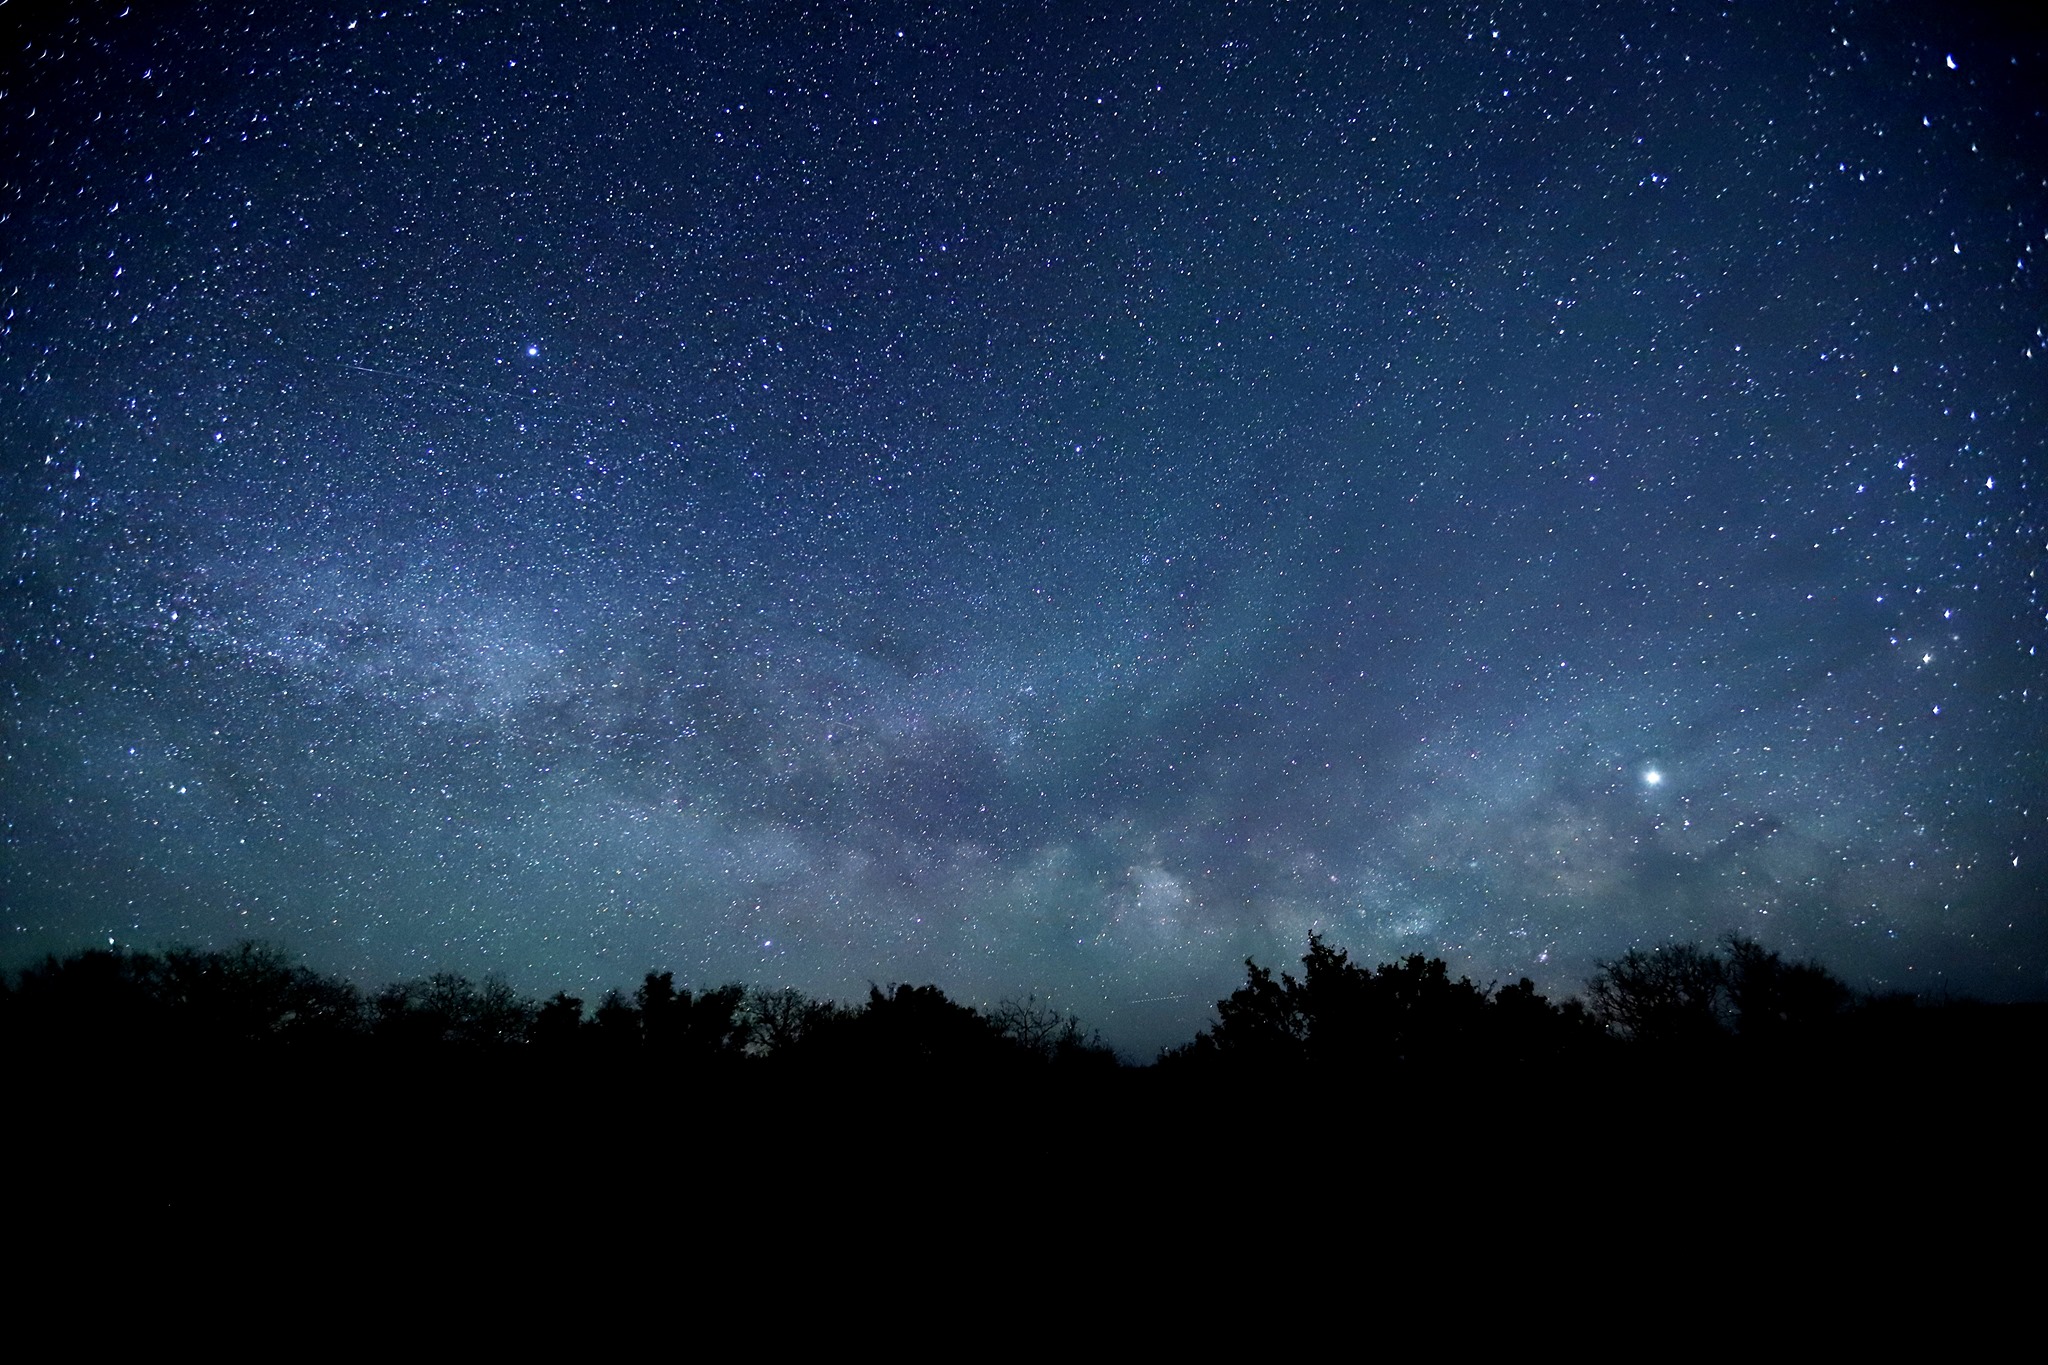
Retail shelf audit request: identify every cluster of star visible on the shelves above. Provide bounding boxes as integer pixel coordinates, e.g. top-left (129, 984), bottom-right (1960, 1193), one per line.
top-left (2, 3), bottom-right (2042, 1051)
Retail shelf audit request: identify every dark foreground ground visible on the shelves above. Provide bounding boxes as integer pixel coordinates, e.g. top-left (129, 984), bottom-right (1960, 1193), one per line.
top-left (16, 1004), bottom-right (2044, 1244)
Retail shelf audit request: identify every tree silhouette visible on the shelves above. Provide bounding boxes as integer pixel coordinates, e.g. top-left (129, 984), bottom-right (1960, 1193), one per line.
top-left (1719, 935), bottom-right (1852, 1043)
top-left (833, 982), bottom-right (1011, 1071)
top-left (591, 988), bottom-right (642, 1052)
top-left (1488, 976), bottom-right (1602, 1062)
top-left (1585, 943), bottom-right (1727, 1048)
top-left (1206, 958), bottom-right (1303, 1061)
top-left (6, 947), bottom-right (164, 1054)
top-left (4, 942), bottom-right (370, 1055)
top-left (1309, 947), bottom-right (1493, 1066)
top-left (989, 995), bottom-right (1119, 1069)
top-left (373, 972), bottom-right (534, 1049)
top-left (746, 986), bottom-right (847, 1059)
top-left (530, 991), bottom-right (586, 1050)
top-left (1170, 935), bottom-right (1538, 1069)
top-left (155, 942), bottom-right (366, 1047)
top-left (635, 971), bottom-right (751, 1060)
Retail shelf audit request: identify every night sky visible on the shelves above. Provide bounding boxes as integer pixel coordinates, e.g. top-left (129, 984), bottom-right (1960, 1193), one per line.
top-left (4, 1), bottom-right (2045, 1054)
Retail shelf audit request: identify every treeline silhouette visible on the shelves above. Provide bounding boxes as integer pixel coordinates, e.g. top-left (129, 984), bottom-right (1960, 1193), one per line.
top-left (0, 941), bottom-right (1119, 1074)
top-left (5, 933), bottom-right (2036, 1078)
top-left (12, 933), bottom-right (2042, 1240)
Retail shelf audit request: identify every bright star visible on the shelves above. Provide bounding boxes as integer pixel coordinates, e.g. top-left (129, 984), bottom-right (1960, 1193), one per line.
top-left (1643, 769), bottom-right (1663, 787)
